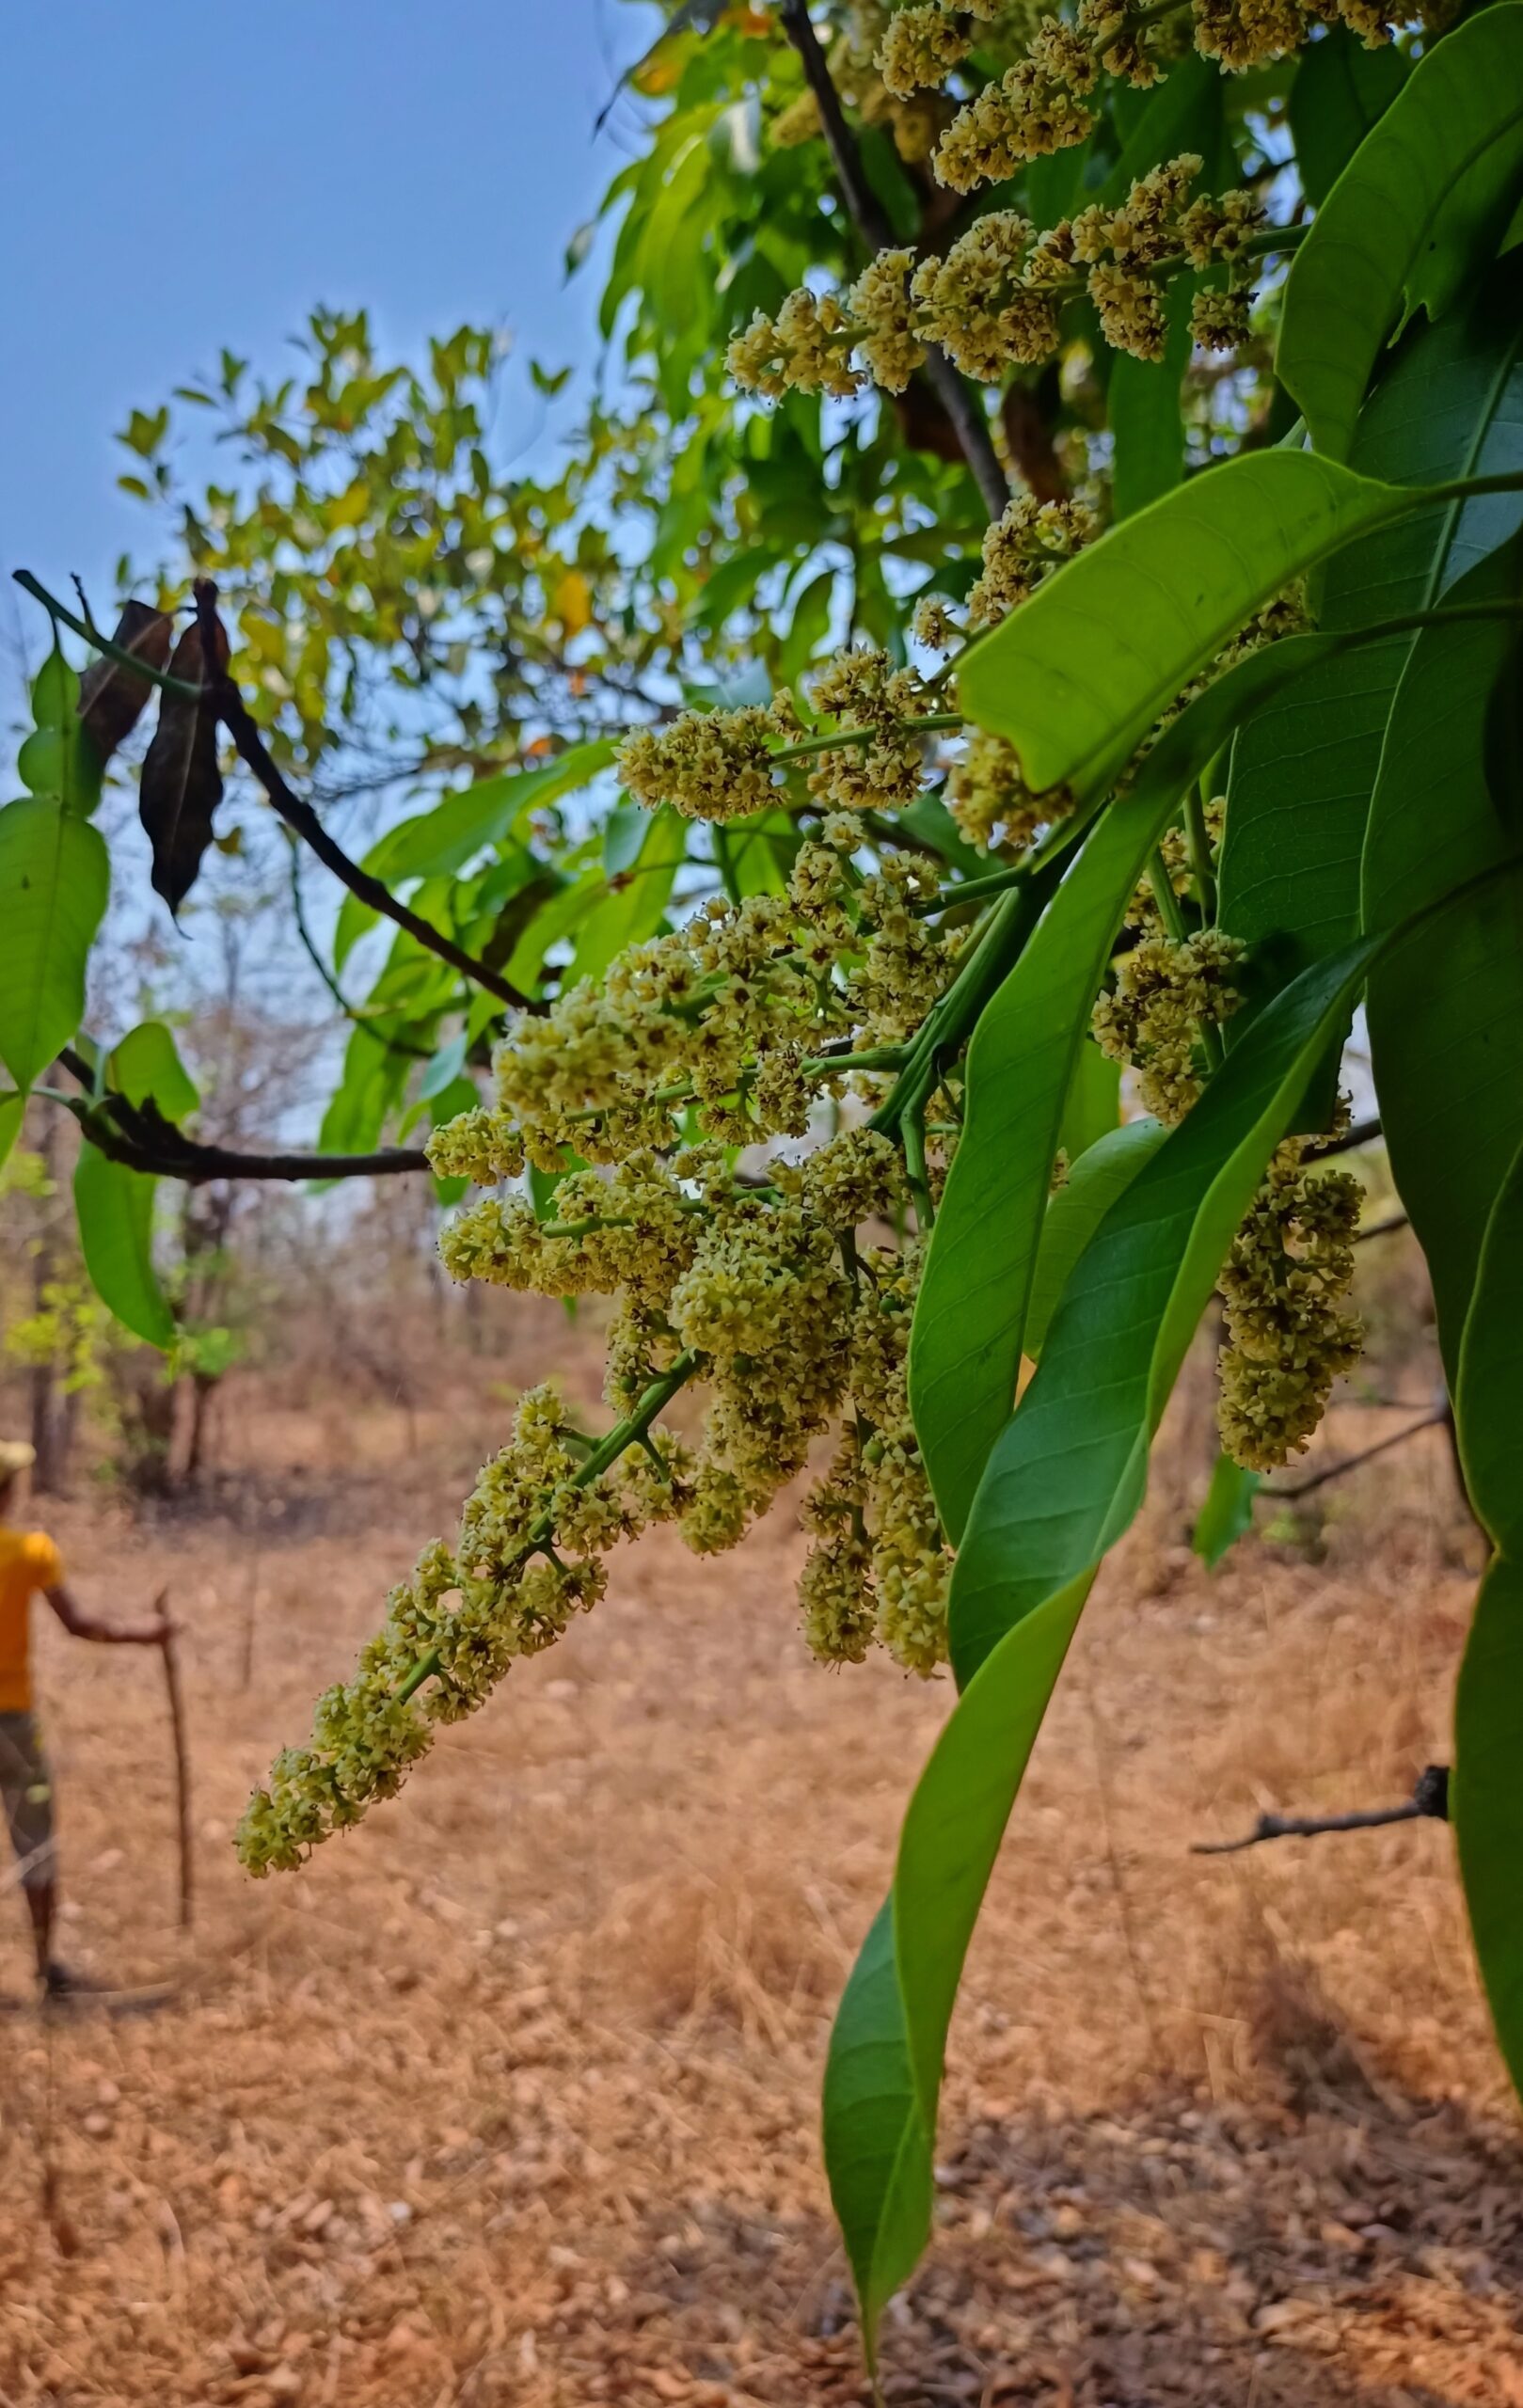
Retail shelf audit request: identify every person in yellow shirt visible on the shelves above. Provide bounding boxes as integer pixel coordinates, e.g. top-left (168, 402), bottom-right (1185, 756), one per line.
top-left (0, 1439), bottom-right (168, 1996)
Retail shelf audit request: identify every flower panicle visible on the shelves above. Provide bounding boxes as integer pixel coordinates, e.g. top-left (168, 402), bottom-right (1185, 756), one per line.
top-left (726, 156), bottom-right (1267, 403)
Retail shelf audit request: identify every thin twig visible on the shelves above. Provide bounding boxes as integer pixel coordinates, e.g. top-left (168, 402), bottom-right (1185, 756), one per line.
top-left (777, 0), bottom-right (1010, 520)
top-left (190, 581), bottom-right (540, 1012)
top-left (12, 571), bottom-right (199, 700)
top-left (1260, 1405), bottom-right (1449, 1501)
top-left (1307, 1115), bottom-right (1382, 1160)
top-left (1355, 1211), bottom-right (1409, 1244)
top-left (1194, 1764), bottom-right (1449, 1855)
top-left (283, 832), bottom-right (433, 1060)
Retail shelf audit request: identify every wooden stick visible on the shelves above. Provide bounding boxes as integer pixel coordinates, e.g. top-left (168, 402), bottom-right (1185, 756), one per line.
top-left (155, 1593), bottom-right (193, 1932)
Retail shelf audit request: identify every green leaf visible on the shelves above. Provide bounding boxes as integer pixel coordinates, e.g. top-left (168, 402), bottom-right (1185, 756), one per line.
top-left (109, 1021), bottom-right (199, 1121)
top-left (1452, 1133), bottom-right (1523, 2100)
top-left (420, 1030), bottom-right (469, 1101)
top-left (1026, 1117), bottom-right (1167, 1362)
top-left (73, 1141), bottom-right (174, 1349)
top-left (0, 798), bottom-right (109, 1091)
top-left (951, 935), bottom-right (1378, 1675)
top-left (912, 632), bottom-right (1350, 1541)
top-left (1278, 5), bottom-right (1523, 462)
top-left (1289, 25), bottom-right (1409, 213)
top-left (1099, 50), bottom-right (1226, 207)
top-left (0, 1093), bottom-right (24, 1175)
top-left (820, 1900), bottom-right (933, 2360)
top-left (830, 938), bottom-right (1380, 2353)
top-left (318, 1024), bottom-right (409, 1158)
top-left (603, 800), bottom-right (649, 879)
top-left (503, 868), bottom-right (607, 997)
top-left (31, 647), bottom-right (80, 729)
top-left (1221, 258), bottom-right (1523, 1026)
top-left (568, 806), bottom-right (687, 987)
top-left (335, 743), bottom-right (615, 967)
top-left (1363, 541), bottom-right (1523, 1380)
top-left (1109, 275), bottom-right (1195, 523)
top-left (120, 404), bottom-right (169, 460)
top-left (18, 651), bottom-right (104, 816)
top-left (721, 805), bottom-right (799, 897)
top-left (956, 452), bottom-right (1408, 800)
top-left (16, 726), bottom-right (104, 816)
top-left (1055, 1039), bottom-right (1120, 1169)
top-left (1192, 1451), bottom-right (1261, 1568)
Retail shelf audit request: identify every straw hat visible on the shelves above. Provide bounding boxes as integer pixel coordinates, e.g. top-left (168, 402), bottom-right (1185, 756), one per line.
top-left (0, 1441), bottom-right (37, 1477)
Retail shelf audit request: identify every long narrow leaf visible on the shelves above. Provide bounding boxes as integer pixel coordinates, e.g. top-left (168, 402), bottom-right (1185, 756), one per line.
top-left (956, 452), bottom-right (1408, 798)
top-left (1363, 540), bottom-right (1523, 1378)
top-left (0, 797), bottom-right (109, 1091)
top-left (912, 633), bottom-right (1349, 1541)
top-left (73, 1141), bottom-right (175, 1351)
top-left (830, 938), bottom-right (1378, 2349)
top-left (1221, 257), bottom-right (1523, 1023)
top-left (1453, 1132), bottom-right (1523, 2099)
top-left (1278, 5), bottom-right (1523, 463)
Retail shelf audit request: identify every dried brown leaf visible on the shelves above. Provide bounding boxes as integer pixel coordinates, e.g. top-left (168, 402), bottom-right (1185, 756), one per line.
top-left (76, 599), bottom-right (174, 762)
top-left (138, 616), bottom-right (228, 914)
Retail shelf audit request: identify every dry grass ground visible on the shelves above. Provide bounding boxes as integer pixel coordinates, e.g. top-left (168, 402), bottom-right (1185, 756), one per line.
top-left (1, 1312), bottom-right (1519, 2405)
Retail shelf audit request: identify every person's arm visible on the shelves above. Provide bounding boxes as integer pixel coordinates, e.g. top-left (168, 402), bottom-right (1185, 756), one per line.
top-left (44, 1584), bottom-right (169, 1646)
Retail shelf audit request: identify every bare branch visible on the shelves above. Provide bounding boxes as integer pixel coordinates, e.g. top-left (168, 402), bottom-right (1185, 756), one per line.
top-left (56, 1051), bottom-right (429, 1183)
top-left (1194, 1764), bottom-right (1449, 1855)
top-left (1260, 1405), bottom-right (1449, 1501)
top-left (1307, 1114), bottom-right (1382, 1160)
top-left (191, 582), bottom-right (540, 1014)
top-left (777, 1), bottom-right (1011, 521)
top-left (12, 570), bottom-right (199, 700)
top-left (1355, 1211), bottom-right (1409, 1244)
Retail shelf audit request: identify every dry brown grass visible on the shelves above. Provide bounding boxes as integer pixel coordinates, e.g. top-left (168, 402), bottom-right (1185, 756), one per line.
top-left (1, 1324), bottom-right (1519, 2405)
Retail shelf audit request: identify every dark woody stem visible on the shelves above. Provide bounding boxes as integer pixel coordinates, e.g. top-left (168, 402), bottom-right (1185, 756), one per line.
top-left (777, 0), bottom-right (1011, 521)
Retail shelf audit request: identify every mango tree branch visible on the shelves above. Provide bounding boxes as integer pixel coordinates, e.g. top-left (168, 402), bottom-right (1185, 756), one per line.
top-left (55, 1050), bottom-right (430, 1181)
top-left (12, 571), bottom-right (200, 699)
top-left (1194, 1764), bottom-right (1450, 1855)
top-left (189, 580), bottom-right (540, 1014)
top-left (777, 0), bottom-right (1011, 521)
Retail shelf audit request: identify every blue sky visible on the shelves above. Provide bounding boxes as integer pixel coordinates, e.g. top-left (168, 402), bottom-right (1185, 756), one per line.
top-left (0, 1), bottom-right (663, 660)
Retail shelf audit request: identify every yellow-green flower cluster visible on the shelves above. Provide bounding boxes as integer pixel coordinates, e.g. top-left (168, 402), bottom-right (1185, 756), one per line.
top-left (947, 727), bottom-right (1064, 856)
top-left (236, 1386), bottom-right (690, 1873)
top-left (1217, 1143), bottom-right (1363, 1469)
top-left (1124, 800), bottom-right (1225, 932)
top-left (800, 1244), bottom-right (952, 1674)
top-left (931, 0), bottom-right (1409, 195)
top-left (435, 1110), bottom-right (910, 1537)
top-left (1091, 929), bottom-right (1245, 1124)
top-left (879, 2), bottom-right (975, 96)
top-left (617, 692), bottom-right (798, 821)
top-left (851, 851), bottom-right (963, 1038)
top-left (806, 646), bottom-right (938, 809)
top-left (422, 797), bottom-right (963, 1178)
top-left (728, 157), bottom-right (1264, 400)
top-left (935, 15), bottom-right (1099, 189)
top-left (968, 494), bottom-right (1100, 626)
